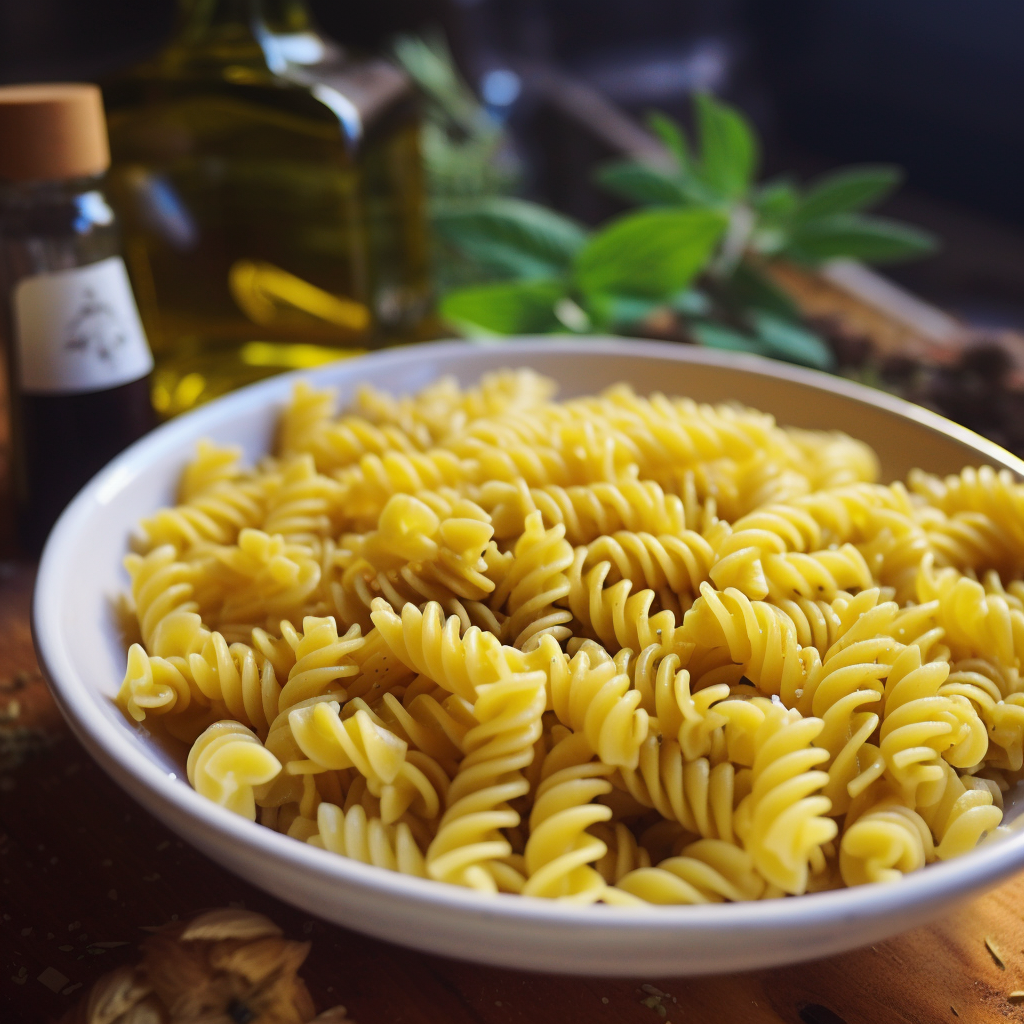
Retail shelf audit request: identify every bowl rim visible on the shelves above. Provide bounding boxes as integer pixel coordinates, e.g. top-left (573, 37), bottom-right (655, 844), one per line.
top-left (33, 335), bottom-right (1024, 933)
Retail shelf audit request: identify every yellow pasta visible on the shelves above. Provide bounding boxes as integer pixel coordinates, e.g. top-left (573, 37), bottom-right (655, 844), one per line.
top-left (118, 370), bottom-right (1024, 905)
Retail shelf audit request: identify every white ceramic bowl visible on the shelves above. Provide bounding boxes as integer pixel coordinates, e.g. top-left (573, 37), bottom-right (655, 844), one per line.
top-left (34, 338), bottom-right (1024, 976)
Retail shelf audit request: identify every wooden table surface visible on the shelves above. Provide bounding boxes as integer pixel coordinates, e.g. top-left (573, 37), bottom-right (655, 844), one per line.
top-left (4, 565), bottom-right (1024, 1023)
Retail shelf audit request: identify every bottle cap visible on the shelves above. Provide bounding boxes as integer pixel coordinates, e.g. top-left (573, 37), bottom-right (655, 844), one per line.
top-left (0, 83), bottom-right (110, 183)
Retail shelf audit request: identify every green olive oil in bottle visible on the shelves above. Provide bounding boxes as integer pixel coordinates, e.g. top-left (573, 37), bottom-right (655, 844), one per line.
top-left (104, 0), bottom-right (432, 416)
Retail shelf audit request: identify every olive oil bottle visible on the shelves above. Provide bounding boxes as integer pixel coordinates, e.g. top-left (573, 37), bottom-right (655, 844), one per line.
top-left (104, 0), bottom-right (432, 417)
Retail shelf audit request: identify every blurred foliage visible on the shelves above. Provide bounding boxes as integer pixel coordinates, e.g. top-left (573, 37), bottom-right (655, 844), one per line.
top-left (396, 39), bottom-right (937, 371)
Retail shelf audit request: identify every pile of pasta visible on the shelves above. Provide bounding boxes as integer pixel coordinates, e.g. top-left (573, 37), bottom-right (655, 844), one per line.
top-left (118, 369), bottom-right (1024, 904)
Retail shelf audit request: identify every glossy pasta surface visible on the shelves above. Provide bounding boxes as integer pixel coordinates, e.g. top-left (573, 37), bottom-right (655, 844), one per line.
top-left (118, 369), bottom-right (1022, 904)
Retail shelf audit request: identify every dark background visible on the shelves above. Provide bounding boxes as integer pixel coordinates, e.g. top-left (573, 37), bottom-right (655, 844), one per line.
top-left (3, 0), bottom-right (1023, 325)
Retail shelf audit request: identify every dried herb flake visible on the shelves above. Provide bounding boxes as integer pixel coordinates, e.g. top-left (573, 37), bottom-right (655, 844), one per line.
top-left (985, 937), bottom-right (1006, 970)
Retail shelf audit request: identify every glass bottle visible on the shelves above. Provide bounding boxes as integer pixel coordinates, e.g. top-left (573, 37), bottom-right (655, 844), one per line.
top-left (0, 84), bottom-right (155, 553)
top-left (103, 0), bottom-right (433, 418)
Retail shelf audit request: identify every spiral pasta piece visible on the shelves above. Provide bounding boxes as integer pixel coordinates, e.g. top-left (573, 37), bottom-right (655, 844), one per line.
top-left (909, 465), bottom-right (1024, 554)
top-left (117, 643), bottom-right (196, 722)
top-left (187, 632), bottom-right (273, 732)
top-left (489, 511), bottom-right (573, 649)
top-left (278, 616), bottom-right (365, 713)
top-left (918, 555), bottom-right (1024, 666)
top-left (261, 454), bottom-right (345, 547)
top-left (585, 529), bottom-right (715, 604)
top-left (204, 528), bottom-right (322, 629)
top-left (548, 645), bottom-right (650, 770)
top-left (280, 382), bottom-right (426, 472)
top-left (733, 704), bottom-right (837, 895)
top-left (497, 477), bottom-right (692, 545)
top-left (566, 552), bottom-right (678, 654)
top-left (680, 583), bottom-right (818, 702)
top-left (139, 467), bottom-right (266, 553)
top-left (186, 721), bottom-right (282, 819)
top-left (287, 700), bottom-right (443, 824)
top-left (618, 743), bottom-right (741, 843)
top-left (839, 798), bottom-right (934, 886)
top-left (360, 493), bottom-right (495, 598)
top-left (521, 736), bottom-right (614, 902)
top-left (918, 760), bottom-right (1003, 859)
top-left (370, 599), bottom-right (507, 702)
top-left (614, 840), bottom-right (765, 904)
top-left (427, 670), bottom-right (547, 892)
top-left (354, 369), bottom-right (556, 445)
top-left (125, 545), bottom-right (203, 650)
top-left (879, 644), bottom-right (988, 807)
top-left (177, 439), bottom-right (246, 501)
top-left (309, 802), bottom-right (428, 877)
top-left (591, 821), bottom-right (653, 884)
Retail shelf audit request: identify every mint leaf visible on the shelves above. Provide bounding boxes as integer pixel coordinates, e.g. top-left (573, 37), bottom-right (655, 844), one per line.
top-left (432, 236), bottom-right (565, 280)
top-left (694, 92), bottom-right (758, 201)
top-left (440, 279), bottom-right (565, 336)
top-left (434, 197), bottom-right (587, 279)
top-left (795, 166), bottom-right (902, 223)
top-left (785, 213), bottom-right (937, 264)
top-left (691, 321), bottom-right (765, 354)
top-left (574, 208), bottom-right (727, 299)
top-left (753, 312), bottom-right (835, 370)
top-left (724, 261), bottom-right (801, 320)
top-left (594, 293), bottom-right (665, 328)
top-left (671, 288), bottom-right (711, 316)
top-left (595, 161), bottom-right (692, 207)
top-left (753, 178), bottom-right (799, 221)
top-left (646, 111), bottom-right (690, 170)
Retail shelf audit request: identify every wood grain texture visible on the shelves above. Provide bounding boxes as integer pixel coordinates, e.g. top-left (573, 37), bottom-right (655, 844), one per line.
top-left (4, 563), bottom-right (1024, 1024)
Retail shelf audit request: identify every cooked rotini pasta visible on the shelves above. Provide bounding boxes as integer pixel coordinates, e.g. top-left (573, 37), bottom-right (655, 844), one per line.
top-left (118, 369), bottom-right (1023, 905)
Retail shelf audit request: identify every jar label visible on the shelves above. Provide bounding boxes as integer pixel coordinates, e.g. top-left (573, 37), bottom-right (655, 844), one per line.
top-left (13, 255), bottom-right (153, 394)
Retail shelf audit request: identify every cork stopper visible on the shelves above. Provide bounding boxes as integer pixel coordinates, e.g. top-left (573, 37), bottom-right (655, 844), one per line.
top-left (0, 83), bottom-right (110, 183)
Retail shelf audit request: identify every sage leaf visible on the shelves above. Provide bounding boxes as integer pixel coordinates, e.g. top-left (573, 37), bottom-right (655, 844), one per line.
top-left (753, 178), bottom-right (800, 221)
top-left (574, 208), bottom-right (727, 299)
top-left (785, 213), bottom-right (937, 264)
top-left (691, 321), bottom-right (766, 354)
top-left (440, 279), bottom-right (565, 336)
top-left (432, 236), bottom-right (564, 280)
top-left (646, 111), bottom-right (690, 171)
top-left (694, 92), bottom-right (758, 201)
top-left (435, 197), bottom-right (587, 279)
top-left (795, 166), bottom-right (902, 223)
top-left (599, 293), bottom-right (665, 328)
top-left (595, 161), bottom-right (692, 207)
top-left (671, 288), bottom-right (711, 316)
top-left (724, 262), bottom-right (801, 320)
top-left (753, 312), bottom-right (835, 370)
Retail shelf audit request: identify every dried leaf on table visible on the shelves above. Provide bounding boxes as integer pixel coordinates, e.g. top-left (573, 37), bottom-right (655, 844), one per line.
top-left (58, 909), bottom-right (352, 1024)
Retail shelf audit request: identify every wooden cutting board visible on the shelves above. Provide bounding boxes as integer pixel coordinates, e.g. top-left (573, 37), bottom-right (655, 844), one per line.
top-left (3, 562), bottom-right (1024, 1024)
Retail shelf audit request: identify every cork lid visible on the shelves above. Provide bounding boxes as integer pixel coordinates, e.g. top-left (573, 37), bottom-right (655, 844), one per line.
top-left (0, 83), bottom-right (110, 183)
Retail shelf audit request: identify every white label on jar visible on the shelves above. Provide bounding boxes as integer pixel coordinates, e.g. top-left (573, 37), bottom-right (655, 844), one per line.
top-left (13, 255), bottom-right (153, 394)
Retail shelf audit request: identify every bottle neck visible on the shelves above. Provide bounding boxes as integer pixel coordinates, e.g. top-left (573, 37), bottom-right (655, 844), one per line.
top-left (175, 0), bottom-right (259, 36)
top-left (261, 0), bottom-right (314, 34)
top-left (172, 0), bottom-right (271, 67)
top-left (173, 0), bottom-right (324, 64)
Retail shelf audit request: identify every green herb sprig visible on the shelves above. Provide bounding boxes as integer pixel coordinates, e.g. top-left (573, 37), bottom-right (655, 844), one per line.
top-left (416, 64), bottom-right (937, 369)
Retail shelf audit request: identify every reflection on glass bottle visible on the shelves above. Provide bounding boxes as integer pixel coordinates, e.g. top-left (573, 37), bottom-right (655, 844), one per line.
top-left (104, 0), bottom-right (432, 417)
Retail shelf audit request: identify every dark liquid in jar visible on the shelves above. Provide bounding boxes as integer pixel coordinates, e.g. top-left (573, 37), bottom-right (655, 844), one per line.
top-left (13, 374), bottom-right (154, 551)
